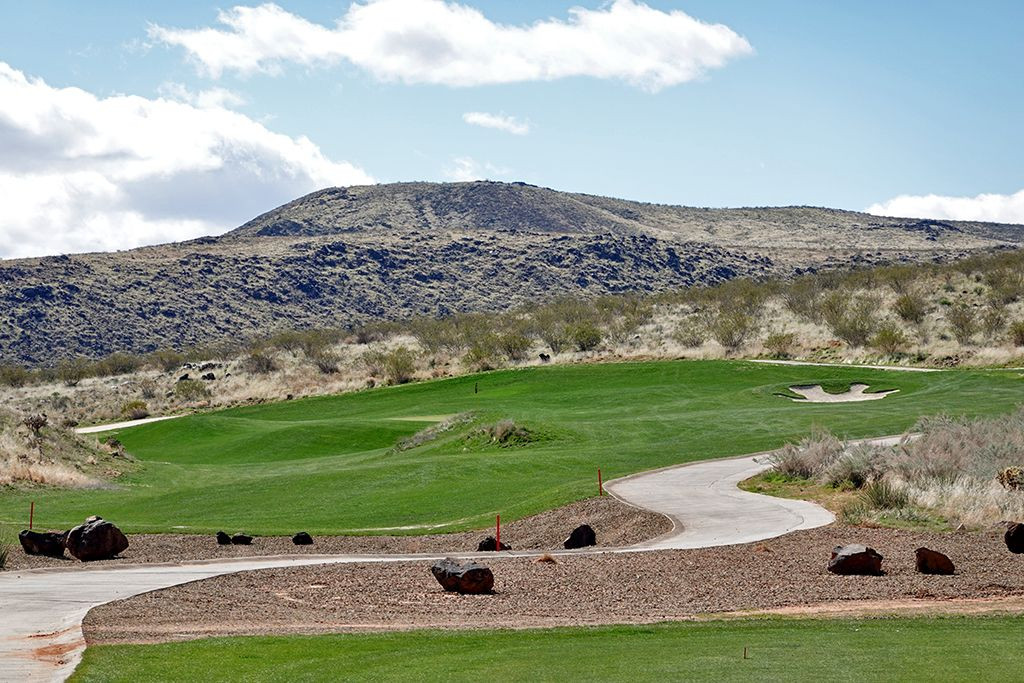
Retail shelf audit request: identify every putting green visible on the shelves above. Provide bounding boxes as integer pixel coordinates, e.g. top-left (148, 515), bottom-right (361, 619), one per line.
top-left (3, 360), bottom-right (1021, 534)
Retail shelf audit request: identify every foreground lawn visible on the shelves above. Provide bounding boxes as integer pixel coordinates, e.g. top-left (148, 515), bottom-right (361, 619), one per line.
top-left (72, 616), bottom-right (1024, 682)
top-left (2, 360), bottom-right (1021, 534)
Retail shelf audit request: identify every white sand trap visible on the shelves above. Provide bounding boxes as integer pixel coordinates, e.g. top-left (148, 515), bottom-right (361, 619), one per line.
top-left (788, 383), bottom-right (898, 403)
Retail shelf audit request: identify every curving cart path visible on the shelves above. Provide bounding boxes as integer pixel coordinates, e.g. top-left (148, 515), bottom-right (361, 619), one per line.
top-left (0, 435), bottom-right (903, 681)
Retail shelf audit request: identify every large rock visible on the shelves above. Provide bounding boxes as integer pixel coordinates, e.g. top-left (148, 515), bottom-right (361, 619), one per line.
top-left (827, 544), bottom-right (883, 575)
top-left (477, 536), bottom-right (511, 552)
top-left (231, 533), bottom-right (253, 545)
top-left (292, 532), bottom-right (314, 545)
top-left (65, 516), bottom-right (129, 562)
top-left (216, 531), bottom-right (232, 545)
top-left (430, 558), bottom-right (494, 594)
top-left (1005, 522), bottom-right (1024, 553)
top-left (563, 524), bottom-right (597, 550)
top-left (18, 530), bottom-right (67, 558)
top-left (915, 547), bottom-right (955, 575)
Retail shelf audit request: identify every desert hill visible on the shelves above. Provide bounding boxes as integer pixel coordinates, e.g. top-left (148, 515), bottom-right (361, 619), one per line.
top-left (2, 180), bottom-right (1022, 365)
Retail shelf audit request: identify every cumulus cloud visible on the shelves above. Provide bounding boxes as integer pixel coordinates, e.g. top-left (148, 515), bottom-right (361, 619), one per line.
top-left (149, 0), bottom-right (753, 91)
top-left (0, 63), bottom-right (373, 259)
top-left (443, 156), bottom-right (509, 182)
top-left (462, 111), bottom-right (529, 135)
top-left (866, 189), bottom-right (1024, 224)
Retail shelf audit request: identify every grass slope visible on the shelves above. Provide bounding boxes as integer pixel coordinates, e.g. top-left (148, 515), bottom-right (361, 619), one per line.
top-left (2, 360), bottom-right (1021, 534)
top-left (72, 616), bottom-right (1024, 682)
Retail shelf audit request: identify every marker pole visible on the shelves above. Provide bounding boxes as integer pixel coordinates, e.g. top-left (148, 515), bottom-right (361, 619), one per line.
top-left (29, 501), bottom-right (34, 530)
top-left (598, 468), bottom-right (603, 496)
top-left (496, 514), bottom-right (501, 550)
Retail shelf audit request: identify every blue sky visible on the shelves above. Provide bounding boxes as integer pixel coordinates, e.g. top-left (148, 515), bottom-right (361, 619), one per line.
top-left (0, 1), bottom-right (1021, 258)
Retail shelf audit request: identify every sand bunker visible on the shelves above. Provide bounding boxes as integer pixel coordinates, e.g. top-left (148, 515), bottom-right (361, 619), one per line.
top-left (788, 383), bottom-right (898, 403)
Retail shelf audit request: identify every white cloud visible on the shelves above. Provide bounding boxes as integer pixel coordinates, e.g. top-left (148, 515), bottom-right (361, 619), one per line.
top-left (150, 0), bottom-right (753, 92)
top-left (158, 81), bottom-right (248, 109)
top-left (0, 62), bottom-right (373, 259)
top-left (462, 111), bottom-right (529, 135)
top-left (443, 156), bottom-right (509, 182)
top-left (866, 189), bottom-right (1024, 224)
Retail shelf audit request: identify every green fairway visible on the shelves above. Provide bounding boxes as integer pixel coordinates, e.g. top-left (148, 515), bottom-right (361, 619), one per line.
top-left (3, 360), bottom-right (1022, 534)
top-left (71, 616), bottom-right (1024, 682)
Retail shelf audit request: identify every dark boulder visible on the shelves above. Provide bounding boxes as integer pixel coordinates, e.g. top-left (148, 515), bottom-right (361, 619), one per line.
top-left (231, 533), bottom-right (253, 545)
top-left (915, 547), bottom-right (955, 575)
top-left (216, 531), bottom-right (232, 545)
top-left (431, 558), bottom-right (494, 594)
top-left (477, 536), bottom-right (511, 552)
top-left (292, 531), bottom-right (314, 545)
top-left (563, 524), bottom-right (597, 550)
top-left (18, 530), bottom-right (67, 558)
top-left (201, 372), bottom-right (216, 381)
top-left (539, 353), bottom-right (551, 363)
top-left (65, 516), bottom-right (129, 562)
top-left (177, 374), bottom-right (190, 382)
top-left (1005, 522), bottom-right (1024, 553)
top-left (827, 544), bottom-right (883, 575)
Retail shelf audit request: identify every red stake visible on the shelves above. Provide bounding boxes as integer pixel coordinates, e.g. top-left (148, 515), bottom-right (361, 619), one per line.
top-left (29, 501), bottom-right (34, 530)
top-left (496, 514), bottom-right (501, 551)
top-left (598, 468), bottom-right (603, 496)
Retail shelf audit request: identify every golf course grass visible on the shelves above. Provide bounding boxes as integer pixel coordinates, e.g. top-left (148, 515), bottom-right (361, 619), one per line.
top-left (71, 616), bottom-right (1024, 682)
top-left (3, 360), bottom-right (1022, 534)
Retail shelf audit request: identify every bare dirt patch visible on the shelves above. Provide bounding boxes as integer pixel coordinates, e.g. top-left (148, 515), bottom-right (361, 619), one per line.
top-left (83, 526), bottom-right (1024, 644)
top-left (6, 495), bottom-right (669, 571)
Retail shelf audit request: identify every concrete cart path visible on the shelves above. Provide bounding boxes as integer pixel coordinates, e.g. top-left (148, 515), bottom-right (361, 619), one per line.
top-left (0, 435), bottom-right (905, 681)
top-left (74, 415), bottom-right (183, 435)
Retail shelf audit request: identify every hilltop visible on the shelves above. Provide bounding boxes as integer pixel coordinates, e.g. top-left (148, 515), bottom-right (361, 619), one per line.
top-left (2, 180), bottom-right (1022, 364)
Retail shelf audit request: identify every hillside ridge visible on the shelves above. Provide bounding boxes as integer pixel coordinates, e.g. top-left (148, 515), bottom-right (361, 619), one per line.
top-left (2, 180), bottom-right (1022, 364)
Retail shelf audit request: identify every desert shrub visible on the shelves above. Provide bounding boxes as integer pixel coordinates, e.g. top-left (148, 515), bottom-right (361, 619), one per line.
top-left (97, 353), bottom-right (143, 377)
top-left (55, 357), bottom-right (92, 386)
top-left (380, 346), bottom-right (417, 385)
top-left (495, 332), bottom-right (531, 361)
top-left (1010, 321), bottom-right (1024, 347)
top-left (879, 264), bottom-right (920, 295)
top-left (120, 400), bottom-right (149, 421)
top-left (946, 303), bottom-right (977, 345)
top-left (148, 349), bottom-right (185, 373)
top-left (174, 379), bottom-right (210, 401)
top-left (893, 291), bottom-right (928, 324)
top-left (23, 413), bottom-right (47, 438)
top-left (708, 278), bottom-right (772, 316)
top-left (568, 323), bottom-right (602, 352)
top-left (463, 342), bottom-right (498, 371)
top-left (860, 480), bottom-right (909, 510)
top-left (310, 350), bottom-right (341, 375)
top-left (242, 351), bottom-right (277, 375)
top-left (819, 291), bottom-right (879, 347)
top-left (763, 331), bottom-right (797, 359)
top-left (673, 322), bottom-right (704, 348)
top-left (870, 322), bottom-right (909, 355)
top-left (985, 267), bottom-right (1024, 304)
top-left (768, 431), bottom-right (844, 480)
top-left (997, 466), bottom-right (1024, 491)
top-left (476, 419), bottom-right (537, 447)
top-left (706, 309), bottom-right (758, 351)
top-left (981, 305), bottom-right (1007, 339)
top-left (0, 365), bottom-right (31, 388)
top-left (782, 277), bottom-right (823, 322)
top-left (138, 379), bottom-right (158, 400)
top-left (821, 446), bottom-right (885, 489)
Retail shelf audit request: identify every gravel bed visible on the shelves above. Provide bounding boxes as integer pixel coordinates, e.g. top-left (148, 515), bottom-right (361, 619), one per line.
top-left (84, 527), bottom-right (1024, 644)
top-left (6, 496), bottom-right (669, 571)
